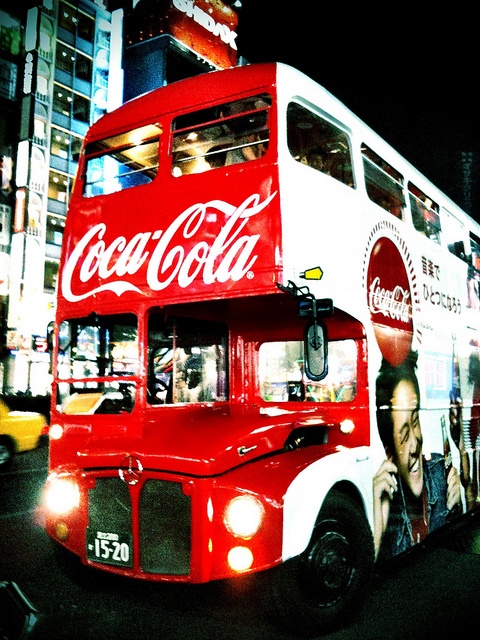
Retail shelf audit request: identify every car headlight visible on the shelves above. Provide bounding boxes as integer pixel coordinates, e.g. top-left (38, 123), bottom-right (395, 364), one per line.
top-left (224, 494), bottom-right (264, 538)
top-left (44, 476), bottom-right (80, 515)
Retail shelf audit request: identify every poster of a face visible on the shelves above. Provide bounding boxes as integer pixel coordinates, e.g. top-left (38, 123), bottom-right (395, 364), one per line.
top-left (372, 350), bottom-right (465, 562)
top-left (365, 223), bottom-right (479, 563)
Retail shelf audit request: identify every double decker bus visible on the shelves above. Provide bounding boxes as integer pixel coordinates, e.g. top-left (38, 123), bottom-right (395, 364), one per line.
top-left (43, 62), bottom-right (480, 635)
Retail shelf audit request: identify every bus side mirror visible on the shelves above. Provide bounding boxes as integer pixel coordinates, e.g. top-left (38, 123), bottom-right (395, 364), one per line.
top-left (46, 321), bottom-right (55, 352)
top-left (58, 322), bottom-right (72, 353)
top-left (304, 321), bottom-right (328, 381)
top-left (47, 321), bottom-right (71, 354)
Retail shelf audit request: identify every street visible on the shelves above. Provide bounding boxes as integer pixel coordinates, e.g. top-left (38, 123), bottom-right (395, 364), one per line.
top-left (1, 445), bottom-right (480, 639)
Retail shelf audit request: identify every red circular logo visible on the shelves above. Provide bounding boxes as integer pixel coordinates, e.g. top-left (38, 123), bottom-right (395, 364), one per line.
top-left (366, 236), bottom-right (414, 366)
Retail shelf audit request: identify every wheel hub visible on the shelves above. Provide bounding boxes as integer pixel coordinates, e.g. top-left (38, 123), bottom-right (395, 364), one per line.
top-left (304, 528), bottom-right (355, 603)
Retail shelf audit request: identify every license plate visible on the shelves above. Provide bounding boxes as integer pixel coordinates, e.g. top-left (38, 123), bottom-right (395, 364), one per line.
top-left (86, 529), bottom-right (132, 567)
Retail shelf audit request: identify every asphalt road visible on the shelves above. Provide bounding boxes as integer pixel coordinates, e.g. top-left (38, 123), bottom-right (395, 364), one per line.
top-left (1, 446), bottom-right (480, 639)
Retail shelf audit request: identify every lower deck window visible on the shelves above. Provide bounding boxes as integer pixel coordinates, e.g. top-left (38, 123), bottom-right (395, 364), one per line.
top-left (259, 339), bottom-right (357, 402)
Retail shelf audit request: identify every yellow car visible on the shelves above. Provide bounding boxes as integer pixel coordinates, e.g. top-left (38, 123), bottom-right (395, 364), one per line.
top-left (0, 399), bottom-right (48, 470)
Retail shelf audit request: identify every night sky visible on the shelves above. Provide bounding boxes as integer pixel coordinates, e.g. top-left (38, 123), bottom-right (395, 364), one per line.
top-left (236, 2), bottom-right (477, 216)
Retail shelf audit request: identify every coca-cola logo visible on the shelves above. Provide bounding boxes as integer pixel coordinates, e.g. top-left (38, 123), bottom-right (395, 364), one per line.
top-left (62, 192), bottom-right (277, 302)
top-left (366, 232), bottom-right (416, 366)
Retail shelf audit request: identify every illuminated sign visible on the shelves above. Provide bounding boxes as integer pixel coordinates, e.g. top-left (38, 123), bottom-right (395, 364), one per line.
top-left (23, 52), bottom-right (34, 95)
top-left (172, 0), bottom-right (238, 50)
top-left (126, 0), bottom-right (239, 68)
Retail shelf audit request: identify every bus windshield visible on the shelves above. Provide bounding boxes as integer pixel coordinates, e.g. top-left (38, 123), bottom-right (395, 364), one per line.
top-left (147, 313), bottom-right (228, 404)
top-left (56, 313), bottom-right (138, 415)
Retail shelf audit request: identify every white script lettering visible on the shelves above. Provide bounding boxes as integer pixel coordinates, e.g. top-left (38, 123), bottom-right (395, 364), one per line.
top-left (61, 193), bottom-right (277, 302)
top-left (172, 0), bottom-right (238, 49)
top-left (368, 276), bottom-right (411, 324)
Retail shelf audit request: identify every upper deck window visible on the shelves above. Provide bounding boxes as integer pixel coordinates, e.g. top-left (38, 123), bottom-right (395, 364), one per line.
top-left (442, 208), bottom-right (468, 262)
top-left (83, 123), bottom-right (161, 197)
top-left (171, 94), bottom-right (271, 176)
top-left (408, 182), bottom-right (441, 243)
top-left (287, 103), bottom-right (354, 188)
top-left (470, 233), bottom-right (480, 270)
top-left (362, 145), bottom-right (404, 219)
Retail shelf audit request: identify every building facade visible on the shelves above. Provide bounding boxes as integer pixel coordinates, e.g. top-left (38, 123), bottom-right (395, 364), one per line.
top-left (0, 0), bottom-right (243, 397)
top-left (0, 0), bottom-right (122, 395)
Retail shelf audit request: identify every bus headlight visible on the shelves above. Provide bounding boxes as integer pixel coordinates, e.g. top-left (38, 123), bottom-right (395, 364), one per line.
top-left (224, 495), bottom-right (264, 538)
top-left (49, 423), bottom-right (64, 440)
top-left (228, 546), bottom-right (254, 572)
top-left (340, 419), bottom-right (355, 434)
top-left (44, 476), bottom-right (80, 515)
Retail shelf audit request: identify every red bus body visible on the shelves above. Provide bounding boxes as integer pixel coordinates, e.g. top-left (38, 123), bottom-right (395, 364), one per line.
top-left (43, 62), bottom-right (480, 635)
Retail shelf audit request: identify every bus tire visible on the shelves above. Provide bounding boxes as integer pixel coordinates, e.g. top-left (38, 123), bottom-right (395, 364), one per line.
top-left (266, 489), bottom-right (374, 637)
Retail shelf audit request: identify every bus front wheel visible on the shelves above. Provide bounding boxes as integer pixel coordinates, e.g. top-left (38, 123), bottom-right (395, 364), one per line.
top-left (267, 490), bottom-right (374, 636)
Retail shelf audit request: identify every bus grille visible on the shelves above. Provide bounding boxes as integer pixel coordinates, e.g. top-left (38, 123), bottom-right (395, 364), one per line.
top-left (88, 476), bottom-right (191, 576)
top-left (139, 479), bottom-right (191, 574)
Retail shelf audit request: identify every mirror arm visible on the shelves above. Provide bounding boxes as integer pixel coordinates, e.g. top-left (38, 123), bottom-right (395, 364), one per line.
top-left (276, 281), bottom-right (333, 325)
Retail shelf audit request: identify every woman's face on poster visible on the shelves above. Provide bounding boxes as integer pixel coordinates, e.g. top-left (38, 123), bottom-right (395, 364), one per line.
top-left (390, 379), bottom-right (424, 498)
